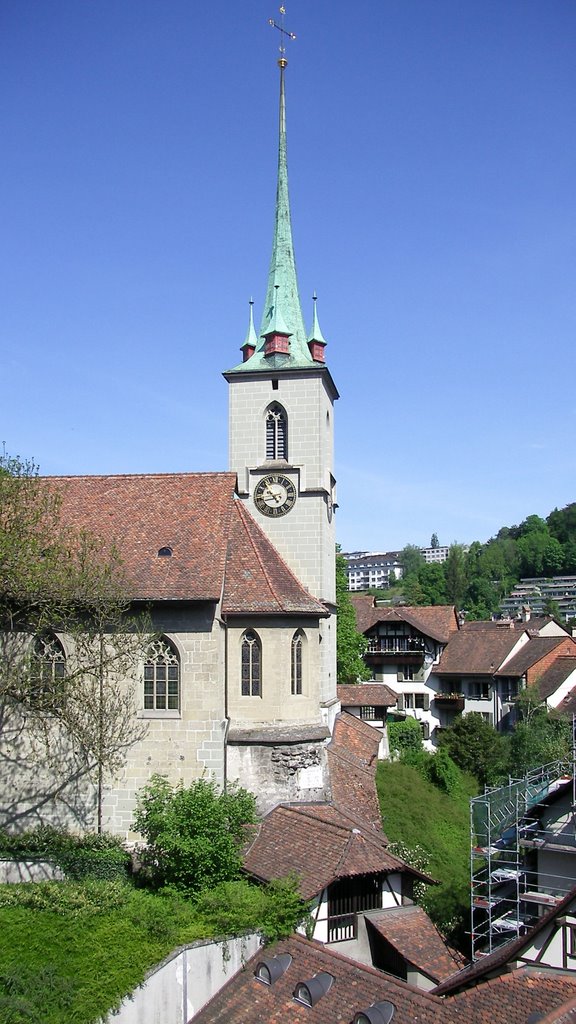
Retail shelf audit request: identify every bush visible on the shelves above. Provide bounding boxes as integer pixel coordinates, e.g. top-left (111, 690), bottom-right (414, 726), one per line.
top-left (195, 876), bottom-right (311, 942)
top-left (388, 717), bottom-right (423, 757)
top-left (133, 775), bottom-right (258, 896)
top-left (0, 827), bottom-right (131, 881)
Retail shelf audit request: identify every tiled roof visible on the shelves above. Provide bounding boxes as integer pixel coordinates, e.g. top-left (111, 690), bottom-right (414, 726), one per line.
top-left (365, 904), bottom-right (465, 983)
top-left (351, 598), bottom-right (459, 643)
top-left (538, 656), bottom-right (576, 699)
top-left (337, 683), bottom-right (398, 707)
top-left (433, 886), bottom-right (576, 995)
top-left (556, 685), bottom-right (576, 717)
top-left (495, 637), bottom-right (574, 677)
top-left (327, 713), bottom-right (383, 829)
top-left (242, 802), bottom-right (429, 899)
top-left (189, 933), bottom-right (447, 1024)
top-left (48, 473), bottom-right (325, 614)
top-left (222, 501), bottom-right (327, 616)
top-left (189, 934), bottom-right (576, 1024)
top-left (52, 472), bottom-right (237, 601)
top-left (435, 626), bottom-right (525, 676)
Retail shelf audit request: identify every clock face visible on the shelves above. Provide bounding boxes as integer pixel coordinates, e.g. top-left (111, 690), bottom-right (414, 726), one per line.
top-left (253, 474), bottom-right (297, 517)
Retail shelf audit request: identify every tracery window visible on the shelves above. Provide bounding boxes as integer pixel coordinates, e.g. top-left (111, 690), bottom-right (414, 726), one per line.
top-left (29, 634), bottom-right (66, 710)
top-left (265, 403), bottom-right (288, 460)
top-left (241, 630), bottom-right (261, 697)
top-left (291, 630), bottom-right (303, 695)
top-left (144, 637), bottom-right (180, 711)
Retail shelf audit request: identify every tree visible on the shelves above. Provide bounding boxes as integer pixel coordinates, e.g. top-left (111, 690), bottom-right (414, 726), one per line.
top-left (399, 544), bottom-right (425, 578)
top-left (509, 687), bottom-right (571, 776)
top-left (0, 453), bottom-right (151, 831)
top-left (133, 774), bottom-right (258, 896)
top-left (444, 544), bottom-right (468, 608)
top-left (437, 713), bottom-right (508, 787)
top-left (430, 533), bottom-right (439, 549)
top-left (336, 549), bottom-right (370, 683)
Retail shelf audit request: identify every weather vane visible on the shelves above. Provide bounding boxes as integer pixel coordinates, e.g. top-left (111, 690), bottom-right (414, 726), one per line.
top-left (268, 5), bottom-right (296, 62)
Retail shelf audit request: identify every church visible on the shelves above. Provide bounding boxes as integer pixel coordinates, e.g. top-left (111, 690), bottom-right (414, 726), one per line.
top-left (3, 49), bottom-right (341, 838)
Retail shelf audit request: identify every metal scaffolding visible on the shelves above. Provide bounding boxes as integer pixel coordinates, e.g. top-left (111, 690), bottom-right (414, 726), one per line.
top-left (470, 755), bottom-right (576, 960)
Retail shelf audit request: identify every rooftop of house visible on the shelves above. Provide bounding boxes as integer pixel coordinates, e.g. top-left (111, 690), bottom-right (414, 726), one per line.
top-left (47, 473), bottom-right (326, 615)
top-left (434, 624), bottom-right (526, 676)
top-left (188, 932), bottom-right (576, 1024)
top-left (538, 656), bottom-right (576, 700)
top-left (326, 712), bottom-right (386, 829)
top-left (337, 684), bottom-right (398, 708)
top-left (494, 636), bottom-right (575, 677)
top-left (351, 596), bottom-right (459, 644)
top-left (364, 904), bottom-right (465, 983)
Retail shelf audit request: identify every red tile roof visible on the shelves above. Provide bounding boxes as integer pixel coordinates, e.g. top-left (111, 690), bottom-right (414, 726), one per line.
top-left (495, 637), bottom-right (574, 677)
top-left (337, 684), bottom-right (398, 707)
top-left (48, 473), bottom-right (325, 614)
top-left (435, 626), bottom-right (525, 676)
top-left (242, 802), bottom-right (430, 899)
top-left (189, 933), bottom-right (576, 1024)
top-left (327, 713), bottom-right (383, 829)
top-left (190, 933), bottom-right (447, 1024)
top-left (538, 656), bottom-right (576, 700)
top-left (365, 905), bottom-right (465, 983)
top-left (351, 598), bottom-right (459, 643)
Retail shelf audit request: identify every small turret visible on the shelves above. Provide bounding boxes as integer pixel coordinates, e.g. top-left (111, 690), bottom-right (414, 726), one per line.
top-left (307, 292), bottom-right (327, 363)
top-left (240, 299), bottom-right (258, 362)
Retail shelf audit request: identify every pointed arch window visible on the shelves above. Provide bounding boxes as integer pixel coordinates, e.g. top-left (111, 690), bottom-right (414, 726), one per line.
top-left (241, 630), bottom-right (261, 697)
top-left (144, 637), bottom-right (180, 711)
top-left (266, 403), bottom-right (288, 461)
top-left (291, 630), bottom-right (303, 695)
top-left (29, 634), bottom-right (66, 710)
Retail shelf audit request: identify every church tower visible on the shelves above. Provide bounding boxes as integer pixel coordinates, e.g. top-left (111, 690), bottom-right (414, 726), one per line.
top-left (224, 41), bottom-right (339, 732)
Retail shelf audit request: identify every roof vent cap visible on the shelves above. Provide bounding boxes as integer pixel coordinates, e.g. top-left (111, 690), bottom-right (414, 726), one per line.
top-left (293, 972), bottom-right (334, 1006)
top-left (354, 1001), bottom-right (395, 1024)
top-left (158, 546), bottom-right (173, 557)
top-left (254, 954), bottom-right (292, 986)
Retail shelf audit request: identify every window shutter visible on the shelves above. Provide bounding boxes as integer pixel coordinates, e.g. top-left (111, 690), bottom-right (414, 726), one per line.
top-left (397, 693), bottom-right (405, 711)
top-left (397, 672), bottom-right (404, 682)
top-left (423, 693), bottom-right (430, 711)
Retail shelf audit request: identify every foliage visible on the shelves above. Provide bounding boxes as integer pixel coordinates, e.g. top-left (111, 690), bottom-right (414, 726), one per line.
top-left (0, 453), bottom-right (152, 831)
top-left (376, 760), bottom-right (478, 950)
top-left (335, 549), bottom-right (370, 683)
top-left (195, 876), bottom-right (311, 942)
top-left (388, 717), bottom-right (423, 756)
top-left (0, 826), bottom-right (130, 881)
top-left (508, 687), bottom-right (572, 776)
top-left (399, 544), bottom-right (425, 577)
top-left (444, 544), bottom-right (467, 607)
top-left (437, 712), bottom-right (509, 787)
top-left (133, 775), bottom-right (258, 896)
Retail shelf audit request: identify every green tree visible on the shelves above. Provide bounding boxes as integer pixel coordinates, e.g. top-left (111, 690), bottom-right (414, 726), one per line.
top-left (437, 713), bottom-right (508, 787)
top-left (336, 550), bottom-right (370, 683)
top-left (417, 563), bottom-right (447, 605)
top-left (430, 533), bottom-right (439, 549)
top-left (444, 544), bottom-right (468, 608)
top-left (134, 775), bottom-right (258, 896)
top-left (509, 687), bottom-right (572, 776)
top-left (400, 544), bottom-right (425, 578)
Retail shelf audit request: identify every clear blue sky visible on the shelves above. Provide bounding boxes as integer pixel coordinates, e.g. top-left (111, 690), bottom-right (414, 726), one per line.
top-left (1, 1), bottom-right (574, 552)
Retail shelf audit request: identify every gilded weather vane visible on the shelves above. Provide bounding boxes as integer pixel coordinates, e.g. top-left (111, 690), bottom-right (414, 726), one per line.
top-left (268, 5), bottom-right (296, 63)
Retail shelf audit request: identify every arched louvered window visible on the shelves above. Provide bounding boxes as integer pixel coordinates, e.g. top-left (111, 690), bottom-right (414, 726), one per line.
top-left (291, 631), bottom-right (303, 695)
top-left (241, 630), bottom-right (261, 697)
top-left (144, 637), bottom-right (180, 711)
top-left (265, 404), bottom-right (288, 461)
top-left (29, 634), bottom-right (66, 709)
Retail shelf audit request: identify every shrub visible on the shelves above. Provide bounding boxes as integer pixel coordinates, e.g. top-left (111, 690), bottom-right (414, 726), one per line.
top-left (388, 717), bottom-right (423, 757)
top-left (0, 827), bottom-right (130, 882)
top-left (195, 875), bottom-right (311, 942)
top-left (133, 775), bottom-right (258, 896)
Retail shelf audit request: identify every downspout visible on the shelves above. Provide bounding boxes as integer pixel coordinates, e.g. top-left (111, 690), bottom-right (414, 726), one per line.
top-left (222, 612), bottom-right (230, 790)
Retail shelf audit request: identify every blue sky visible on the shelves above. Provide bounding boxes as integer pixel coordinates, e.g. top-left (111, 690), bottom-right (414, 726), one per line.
top-left (1, 1), bottom-right (574, 552)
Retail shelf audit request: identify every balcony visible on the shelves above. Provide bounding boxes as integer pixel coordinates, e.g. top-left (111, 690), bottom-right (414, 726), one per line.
top-left (434, 693), bottom-right (465, 713)
top-left (366, 637), bottom-right (425, 662)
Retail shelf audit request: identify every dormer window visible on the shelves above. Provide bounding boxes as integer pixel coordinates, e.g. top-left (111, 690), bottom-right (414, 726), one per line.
top-left (353, 1002), bottom-right (395, 1024)
top-left (254, 954), bottom-right (292, 985)
top-left (293, 972), bottom-right (334, 1007)
top-left (266, 403), bottom-right (287, 460)
top-left (158, 546), bottom-right (172, 557)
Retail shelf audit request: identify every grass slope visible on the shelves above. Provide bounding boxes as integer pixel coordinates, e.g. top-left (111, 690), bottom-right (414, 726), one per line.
top-left (376, 760), bottom-right (477, 945)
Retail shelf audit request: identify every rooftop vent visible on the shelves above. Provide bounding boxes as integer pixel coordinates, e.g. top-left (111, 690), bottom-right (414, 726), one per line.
top-left (293, 972), bottom-right (334, 1007)
top-left (354, 1001), bottom-right (395, 1024)
top-left (254, 954), bottom-right (292, 986)
top-left (158, 546), bottom-right (172, 557)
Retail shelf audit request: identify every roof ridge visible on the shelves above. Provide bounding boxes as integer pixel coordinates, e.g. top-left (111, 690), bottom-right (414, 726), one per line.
top-left (43, 471), bottom-right (235, 481)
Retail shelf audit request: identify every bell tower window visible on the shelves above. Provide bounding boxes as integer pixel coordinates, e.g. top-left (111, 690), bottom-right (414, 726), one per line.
top-left (266, 404), bottom-right (288, 461)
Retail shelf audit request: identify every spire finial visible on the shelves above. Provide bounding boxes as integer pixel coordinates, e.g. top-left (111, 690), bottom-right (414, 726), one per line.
top-left (268, 6), bottom-right (296, 67)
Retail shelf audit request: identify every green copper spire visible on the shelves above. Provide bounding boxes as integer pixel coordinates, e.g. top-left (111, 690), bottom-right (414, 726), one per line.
top-left (228, 54), bottom-right (322, 373)
top-left (308, 292), bottom-right (327, 345)
top-left (242, 299), bottom-right (258, 349)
